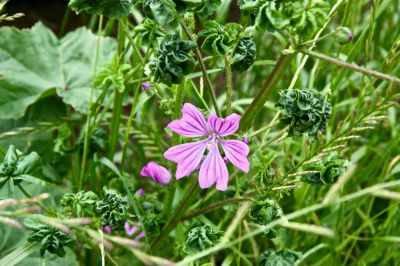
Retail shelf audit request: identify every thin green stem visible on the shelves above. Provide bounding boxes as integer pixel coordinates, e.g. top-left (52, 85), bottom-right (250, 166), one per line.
top-left (298, 48), bottom-right (400, 84)
top-left (79, 15), bottom-right (103, 190)
top-left (108, 20), bottom-right (126, 160)
top-left (239, 48), bottom-right (295, 131)
top-left (224, 56), bottom-right (233, 116)
top-left (120, 21), bottom-right (144, 65)
top-left (180, 22), bottom-right (221, 117)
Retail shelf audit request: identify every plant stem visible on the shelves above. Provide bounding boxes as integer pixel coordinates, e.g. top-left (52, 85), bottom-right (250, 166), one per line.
top-left (224, 56), bottom-right (233, 116)
top-left (120, 21), bottom-right (144, 65)
top-left (239, 49), bottom-right (295, 131)
top-left (180, 196), bottom-right (252, 221)
top-left (180, 22), bottom-right (221, 117)
top-left (151, 178), bottom-right (200, 249)
top-left (79, 15), bottom-right (103, 190)
top-left (108, 20), bottom-right (125, 160)
top-left (298, 48), bottom-right (400, 84)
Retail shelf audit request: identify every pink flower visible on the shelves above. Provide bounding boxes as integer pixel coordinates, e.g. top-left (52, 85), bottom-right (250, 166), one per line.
top-left (136, 188), bottom-right (145, 196)
top-left (140, 162), bottom-right (171, 185)
top-left (124, 222), bottom-right (145, 239)
top-left (141, 82), bottom-right (150, 90)
top-left (103, 225), bottom-right (112, 234)
top-left (164, 103), bottom-right (250, 191)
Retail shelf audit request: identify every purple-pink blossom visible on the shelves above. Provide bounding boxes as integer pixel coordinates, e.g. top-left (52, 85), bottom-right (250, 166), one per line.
top-left (141, 82), bottom-right (150, 90)
top-left (124, 222), bottom-right (145, 239)
top-left (164, 103), bottom-right (250, 191)
top-left (140, 162), bottom-right (171, 185)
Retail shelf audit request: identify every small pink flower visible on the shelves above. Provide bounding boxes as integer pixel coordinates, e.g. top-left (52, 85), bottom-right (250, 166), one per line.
top-left (136, 188), bottom-right (145, 196)
top-left (103, 225), bottom-right (112, 234)
top-left (141, 82), bottom-right (150, 90)
top-left (164, 103), bottom-right (250, 191)
top-left (140, 162), bottom-right (171, 185)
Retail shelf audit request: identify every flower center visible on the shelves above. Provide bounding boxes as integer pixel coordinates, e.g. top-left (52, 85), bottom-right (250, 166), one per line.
top-left (207, 133), bottom-right (218, 150)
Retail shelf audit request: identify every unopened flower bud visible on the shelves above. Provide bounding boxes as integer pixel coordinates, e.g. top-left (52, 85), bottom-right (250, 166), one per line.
top-left (333, 27), bottom-right (353, 45)
top-left (141, 82), bottom-right (150, 90)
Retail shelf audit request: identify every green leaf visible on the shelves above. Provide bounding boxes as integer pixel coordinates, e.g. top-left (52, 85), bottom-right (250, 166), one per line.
top-left (183, 224), bottom-right (222, 255)
top-left (96, 187), bottom-right (128, 230)
top-left (0, 23), bottom-right (116, 120)
top-left (68, 0), bottom-right (134, 18)
top-left (61, 190), bottom-right (99, 217)
top-left (198, 21), bottom-right (242, 56)
top-left (141, 0), bottom-right (178, 33)
top-left (24, 218), bottom-right (76, 258)
top-left (257, 248), bottom-right (302, 266)
top-left (150, 34), bottom-right (197, 85)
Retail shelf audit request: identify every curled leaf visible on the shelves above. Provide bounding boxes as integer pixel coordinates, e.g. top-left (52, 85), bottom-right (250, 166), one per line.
top-left (61, 190), bottom-right (99, 217)
top-left (276, 88), bottom-right (332, 140)
top-left (150, 34), bottom-right (197, 85)
top-left (183, 224), bottom-right (222, 254)
top-left (96, 187), bottom-right (128, 230)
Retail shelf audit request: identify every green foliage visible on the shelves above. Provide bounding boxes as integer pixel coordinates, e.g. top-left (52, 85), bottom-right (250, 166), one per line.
top-left (24, 218), bottom-right (76, 257)
top-left (61, 191), bottom-right (99, 218)
top-left (140, 0), bottom-right (178, 33)
top-left (94, 56), bottom-right (132, 93)
top-left (238, 0), bottom-right (330, 42)
top-left (0, 145), bottom-right (42, 192)
top-left (257, 248), bottom-right (302, 266)
top-left (0, 23), bottom-right (116, 119)
top-left (150, 34), bottom-right (197, 85)
top-left (79, 128), bottom-right (108, 156)
top-left (96, 187), bottom-right (128, 230)
top-left (134, 18), bottom-right (164, 47)
top-left (68, 0), bottom-right (134, 17)
top-left (249, 199), bottom-right (281, 225)
top-left (276, 88), bottom-right (332, 140)
top-left (188, 0), bottom-right (221, 18)
top-left (183, 224), bottom-right (222, 255)
top-left (231, 31), bottom-right (256, 72)
top-left (302, 153), bottom-right (349, 185)
top-left (198, 21), bottom-right (242, 56)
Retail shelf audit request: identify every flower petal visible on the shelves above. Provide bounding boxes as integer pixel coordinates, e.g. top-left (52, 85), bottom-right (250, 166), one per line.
top-left (167, 103), bottom-right (209, 137)
top-left (220, 140), bottom-right (250, 173)
top-left (207, 113), bottom-right (241, 136)
top-left (140, 162), bottom-right (171, 184)
top-left (164, 140), bottom-right (208, 179)
top-left (199, 144), bottom-right (229, 191)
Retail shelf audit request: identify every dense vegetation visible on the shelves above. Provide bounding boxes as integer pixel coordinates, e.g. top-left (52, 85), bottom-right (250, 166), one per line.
top-left (0, 0), bottom-right (399, 265)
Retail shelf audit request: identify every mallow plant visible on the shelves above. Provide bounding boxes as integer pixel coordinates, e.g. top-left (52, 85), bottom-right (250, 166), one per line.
top-left (0, 0), bottom-right (399, 265)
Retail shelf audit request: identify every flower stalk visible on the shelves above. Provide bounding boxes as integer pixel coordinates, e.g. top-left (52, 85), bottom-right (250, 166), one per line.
top-left (180, 22), bottom-right (221, 117)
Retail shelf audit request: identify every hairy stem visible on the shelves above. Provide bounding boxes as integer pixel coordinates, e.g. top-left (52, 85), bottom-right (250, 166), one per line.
top-left (298, 48), bottom-right (400, 84)
top-left (239, 49), bottom-right (295, 131)
top-left (180, 22), bottom-right (221, 117)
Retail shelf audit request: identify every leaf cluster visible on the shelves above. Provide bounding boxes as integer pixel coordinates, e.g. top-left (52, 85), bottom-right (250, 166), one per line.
top-left (182, 224), bottom-right (222, 255)
top-left (257, 248), bottom-right (302, 266)
top-left (150, 34), bottom-right (197, 85)
top-left (24, 218), bottom-right (76, 257)
top-left (276, 88), bottom-right (332, 140)
top-left (68, 0), bottom-right (134, 18)
top-left (95, 187), bottom-right (128, 230)
top-left (0, 145), bottom-right (42, 192)
top-left (238, 0), bottom-right (330, 42)
top-left (61, 190), bottom-right (99, 218)
top-left (302, 153), bottom-right (349, 185)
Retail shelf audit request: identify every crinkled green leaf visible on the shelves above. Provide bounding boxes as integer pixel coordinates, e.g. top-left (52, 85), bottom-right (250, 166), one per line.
top-left (68, 0), bottom-right (134, 18)
top-left (257, 248), bottom-right (302, 266)
top-left (141, 0), bottom-right (178, 33)
top-left (150, 34), bottom-right (197, 85)
top-left (199, 21), bottom-right (242, 56)
top-left (96, 187), bottom-right (128, 230)
top-left (134, 18), bottom-right (164, 47)
top-left (183, 224), bottom-right (222, 255)
top-left (0, 23), bottom-right (116, 119)
top-left (61, 190), bottom-right (99, 217)
top-left (276, 88), bottom-right (332, 140)
top-left (24, 218), bottom-right (76, 258)
top-left (302, 153), bottom-right (349, 185)
top-left (249, 199), bottom-right (281, 225)
top-left (232, 31), bottom-right (256, 72)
